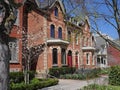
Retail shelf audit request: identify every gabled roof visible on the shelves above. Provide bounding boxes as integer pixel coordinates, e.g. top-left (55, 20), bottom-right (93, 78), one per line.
top-left (35, 0), bottom-right (65, 14)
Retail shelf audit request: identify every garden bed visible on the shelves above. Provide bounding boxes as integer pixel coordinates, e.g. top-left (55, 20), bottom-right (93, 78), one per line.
top-left (10, 78), bottom-right (59, 90)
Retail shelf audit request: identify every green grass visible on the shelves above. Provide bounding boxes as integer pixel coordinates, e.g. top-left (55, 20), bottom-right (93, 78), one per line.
top-left (81, 84), bottom-right (120, 90)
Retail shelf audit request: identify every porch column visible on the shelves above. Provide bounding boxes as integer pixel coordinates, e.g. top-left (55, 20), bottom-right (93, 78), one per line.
top-left (58, 47), bottom-right (61, 67)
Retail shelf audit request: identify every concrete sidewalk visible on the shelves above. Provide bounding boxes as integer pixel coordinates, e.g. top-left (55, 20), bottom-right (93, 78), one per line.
top-left (40, 75), bottom-right (108, 90)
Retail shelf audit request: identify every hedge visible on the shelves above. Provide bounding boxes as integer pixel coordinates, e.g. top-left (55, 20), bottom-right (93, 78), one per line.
top-left (60, 68), bottom-right (101, 80)
top-left (49, 67), bottom-right (76, 78)
top-left (109, 65), bottom-right (120, 86)
top-left (10, 71), bottom-right (35, 83)
top-left (10, 78), bottom-right (59, 90)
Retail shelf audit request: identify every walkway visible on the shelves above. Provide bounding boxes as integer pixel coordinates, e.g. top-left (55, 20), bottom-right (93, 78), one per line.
top-left (40, 75), bottom-right (108, 90)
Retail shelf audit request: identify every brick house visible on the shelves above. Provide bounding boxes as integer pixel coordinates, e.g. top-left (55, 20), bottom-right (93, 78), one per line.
top-left (95, 34), bottom-right (108, 68)
top-left (107, 41), bottom-right (120, 66)
top-left (9, 0), bottom-right (95, 73)
top-left (81, 17), bottom-right (96, 69)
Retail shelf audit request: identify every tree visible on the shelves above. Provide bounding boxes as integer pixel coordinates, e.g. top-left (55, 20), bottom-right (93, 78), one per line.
top-left (0, 0), bottom-right (17, 90)
top-left (22, 27), bottom-right (45, 84)
top-left (63, 0), bottom-right (120, 39)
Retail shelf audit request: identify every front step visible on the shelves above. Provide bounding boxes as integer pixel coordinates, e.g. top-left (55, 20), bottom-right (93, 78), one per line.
top-left (35, 73), bottom-right (47, 78)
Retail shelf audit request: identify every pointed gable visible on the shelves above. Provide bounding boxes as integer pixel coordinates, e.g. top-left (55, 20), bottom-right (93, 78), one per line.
top-left (35, 0), bottom-right (65, 15)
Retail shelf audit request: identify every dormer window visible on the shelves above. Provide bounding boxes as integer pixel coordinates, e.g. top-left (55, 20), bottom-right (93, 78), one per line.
top-left (54, 7), bottom-right (58, 17)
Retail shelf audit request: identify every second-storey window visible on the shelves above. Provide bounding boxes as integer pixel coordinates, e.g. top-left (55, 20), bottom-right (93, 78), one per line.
top-left (68, 31), bottom-right (71, 42)
top-left (58, 27), bottom-right (62, 39)
top-left (50, 24), bottom-right (55, 38)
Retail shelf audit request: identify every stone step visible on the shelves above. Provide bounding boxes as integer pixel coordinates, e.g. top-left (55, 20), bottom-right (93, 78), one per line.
top-left (35, 73), bottom-right (47, 78)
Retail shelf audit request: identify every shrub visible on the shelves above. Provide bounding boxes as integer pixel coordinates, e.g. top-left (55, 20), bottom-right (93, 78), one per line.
top-left (10, 78), bottom-right (59, 90)
top-left (60, 68), bottom-right (100, 80)
top-left (109, 65), bottom-right (120, 86)
top-left (10, 72), bottom-right (24, 83)
top-left (49, 67), bottom-right (76, 78)
top-left (10, 71), bottom-right (35, 83)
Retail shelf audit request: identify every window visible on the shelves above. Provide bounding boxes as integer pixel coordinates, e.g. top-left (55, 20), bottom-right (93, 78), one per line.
top-left (92, 55), bottom-right (95, 65)
top-left (9, 38), bottom-right (19, 63)
top-left (50, 24), bottom-right (55, 38)
top-left (104, 60), bottom-right (106, 65)
top-left (101, 57), bottom-right (103, 64)
top-left (52, 48), bottom-right (58, 64)
top-left (86, 53), bottom-right (89, 65)
top-left (68, 31), bottom-right (71, 42)
top-left (61, 48), bottom-right (66, 64)
top-left (58, 27), bottom-right (62, 39)
top-left (54, 7), bottom-right (58, 17)
top-left (75, 34), bottom-right (79, 45)
top-left (97, 57), bottom-right (100, 64)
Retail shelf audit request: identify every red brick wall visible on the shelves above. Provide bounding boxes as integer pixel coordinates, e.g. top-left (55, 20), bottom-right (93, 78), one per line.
top-left (108, 45), bottom-right (120, 66)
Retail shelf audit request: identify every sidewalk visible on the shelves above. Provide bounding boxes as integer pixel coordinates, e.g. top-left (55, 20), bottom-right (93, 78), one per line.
top-left (40, 75), bottom-right (108, 90)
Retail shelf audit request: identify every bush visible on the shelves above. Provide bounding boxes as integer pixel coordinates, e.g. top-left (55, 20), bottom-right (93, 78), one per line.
top-left (60, 68), bottom-right (101, 80)
top-left (109, 65), bottom-right (120, 86)
top-left (100, 68), bottom-right (110, 75)
top-left (10, 72), bottom-right (24, 83)
top-left (10, 71), bottom-right (35, 83)
top-left (10, 78), bottom-right (59, 90)
top-left (49, 67), bottom-right (76, 78)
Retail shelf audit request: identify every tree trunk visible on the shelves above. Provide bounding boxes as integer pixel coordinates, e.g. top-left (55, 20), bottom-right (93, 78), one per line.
top-left (0, 42), bottom-right (9, 90)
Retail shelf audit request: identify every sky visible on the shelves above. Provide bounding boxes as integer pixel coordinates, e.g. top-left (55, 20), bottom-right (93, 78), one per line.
top-left (62, 0), bottom-right (119, 39)
top-left (38, 0), bottom-right (119, 39)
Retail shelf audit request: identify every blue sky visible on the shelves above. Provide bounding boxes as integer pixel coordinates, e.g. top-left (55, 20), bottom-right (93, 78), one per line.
top-left (62, 0), bottom-right (119, 39)
top-left (38, 0), bottom-right (119, 39)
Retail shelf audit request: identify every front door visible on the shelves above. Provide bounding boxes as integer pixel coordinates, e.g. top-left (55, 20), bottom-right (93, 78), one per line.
top-left (67, 50), bottom-right (72, 67)
top-left (75, 56), bottom-right (78, 69)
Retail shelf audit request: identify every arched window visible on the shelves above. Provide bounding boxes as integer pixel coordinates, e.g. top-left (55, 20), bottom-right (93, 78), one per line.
top-left (58, 27), bottom-right (62, 39)
top-left (50, 24), bottom-right (55, 38)
top-left (52, 48), bottom-right (58, 64)
top-left (54, 7), bottom-right (58, 17)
